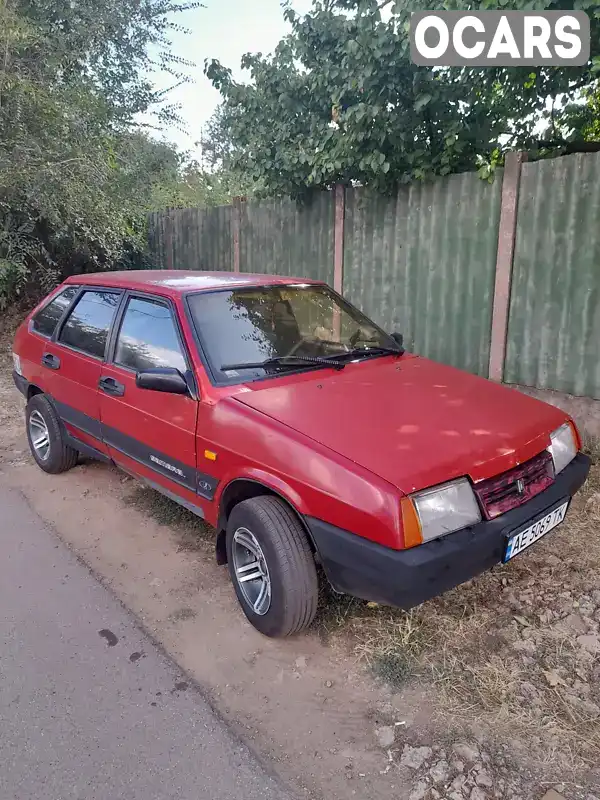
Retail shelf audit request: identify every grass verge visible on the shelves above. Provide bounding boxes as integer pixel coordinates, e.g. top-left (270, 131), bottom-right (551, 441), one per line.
top-left (321, 460), bottom-right (600, 771)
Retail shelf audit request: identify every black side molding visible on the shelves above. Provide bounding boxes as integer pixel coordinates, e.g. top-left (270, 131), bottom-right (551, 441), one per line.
top-left (63, 433), bottom-right (112, 464)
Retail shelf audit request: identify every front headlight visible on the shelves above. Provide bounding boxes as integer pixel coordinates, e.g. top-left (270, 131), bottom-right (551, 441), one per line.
top-left (408, 477), bottom-right (482, 544)
top-left (548, 422), bottom-right (577, 475)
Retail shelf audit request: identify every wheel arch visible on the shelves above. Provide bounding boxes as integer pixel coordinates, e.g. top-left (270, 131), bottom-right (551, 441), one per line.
top-left (27, 383), bottom-right (44, 400)
top-left (215, 477), bottom-right (318, 566)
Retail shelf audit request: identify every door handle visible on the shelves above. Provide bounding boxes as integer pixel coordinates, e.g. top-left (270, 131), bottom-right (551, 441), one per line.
top-left (99, 376), bottom-right (125, 397)
top-left (41, 352), bottom-right (60, 370)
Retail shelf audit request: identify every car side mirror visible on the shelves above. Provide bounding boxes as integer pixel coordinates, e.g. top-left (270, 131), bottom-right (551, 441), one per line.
top-left (136, 368), bottom-right (189, 395)
top-left (390, 332), bottom-right (405, 354)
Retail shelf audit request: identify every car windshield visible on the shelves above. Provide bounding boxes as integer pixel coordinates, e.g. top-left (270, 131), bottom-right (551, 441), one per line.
top-left (187, 284), bottom-right (398, 383)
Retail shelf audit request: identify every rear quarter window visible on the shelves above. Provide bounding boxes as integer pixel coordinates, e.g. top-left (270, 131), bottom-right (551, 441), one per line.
top-left (31, 287), bottom-right (79, 338)
top-left (59, 290), bottom-right (120, 359)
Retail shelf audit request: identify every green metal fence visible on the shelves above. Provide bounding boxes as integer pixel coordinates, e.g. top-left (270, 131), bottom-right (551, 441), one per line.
top-left (343, 173), bottom-right (503, 377)
top-left (505, 153), bottom-right (600, 399)
top-left (238, 193), bottom-right (335, 284)
top-left (148, 206), bottom-right (232, 272)
top-left (146, 153), bottom-right (600, 401)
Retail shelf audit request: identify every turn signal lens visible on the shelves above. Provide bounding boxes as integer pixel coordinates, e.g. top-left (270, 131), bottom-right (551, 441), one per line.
top-left (400, 497), bottom-right (423, 549)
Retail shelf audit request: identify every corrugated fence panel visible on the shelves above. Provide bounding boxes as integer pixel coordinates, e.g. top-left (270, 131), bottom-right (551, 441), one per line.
top-left (147, 205), bottom-right (232, 271)
top-left (238, 193), bottom-right (334, 284)
top-left (505, 153), bottom-right (600, 399)
top-left (201, 205), bottom-right (233, 272)
top-left (343, 172), bottom-right (502, 377)
top-left (147, 211), bottom-right (164, 267)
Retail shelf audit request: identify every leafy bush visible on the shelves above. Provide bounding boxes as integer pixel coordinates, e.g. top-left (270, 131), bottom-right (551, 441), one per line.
top-left (0, 0), bottom-right (200, 308)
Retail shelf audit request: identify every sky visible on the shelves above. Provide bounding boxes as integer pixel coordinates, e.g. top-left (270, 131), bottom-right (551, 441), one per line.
top-left (151, 0), bottom-right (313, 156)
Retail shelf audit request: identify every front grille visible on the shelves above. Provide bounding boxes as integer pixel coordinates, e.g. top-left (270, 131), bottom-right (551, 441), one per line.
top-left (474, 450), bottom-right (555, 520)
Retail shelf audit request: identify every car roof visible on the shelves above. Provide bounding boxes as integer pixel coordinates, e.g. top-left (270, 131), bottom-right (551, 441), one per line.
top-left (63, 271), bottom-right (323, 296)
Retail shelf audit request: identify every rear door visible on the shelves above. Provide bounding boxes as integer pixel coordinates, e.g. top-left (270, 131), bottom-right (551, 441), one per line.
top-left (45, 287), bottom-right (122, 456)
top-left (19, 285), bottom-right (80, 393)
top-left (98, 293), bottom-right (200, 508)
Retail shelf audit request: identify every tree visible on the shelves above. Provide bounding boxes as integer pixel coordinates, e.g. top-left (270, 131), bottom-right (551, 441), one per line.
top-left (193, 107), bottom-right (260, 200)
top-left (0, 0), bottom-right (200, 307)
top-left (205, 0), bottom-right (600, 197)
top-left (152, 158), bottom-right (250, 209)
top-left (540, 83), bottom-right (600, 145)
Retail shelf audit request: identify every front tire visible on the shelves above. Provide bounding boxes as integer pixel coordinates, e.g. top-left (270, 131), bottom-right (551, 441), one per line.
top-left (26, 394), bottom-right (79, 474)
top-left (226, 496), bottom-right (319, 637)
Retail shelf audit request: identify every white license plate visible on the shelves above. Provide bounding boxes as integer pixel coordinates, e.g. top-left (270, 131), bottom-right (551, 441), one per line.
top-left (503, 501), bottom-right (569, 562)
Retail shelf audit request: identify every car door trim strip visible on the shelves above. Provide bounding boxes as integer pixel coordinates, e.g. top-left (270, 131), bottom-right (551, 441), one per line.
top-left (53, 399), bottom-right (104, 441)
top-left (50, 398), bottom-right (218, 500)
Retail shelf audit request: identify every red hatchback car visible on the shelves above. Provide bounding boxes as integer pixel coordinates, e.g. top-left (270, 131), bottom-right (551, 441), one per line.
top-left (13, 271), bottom-right (590, 636)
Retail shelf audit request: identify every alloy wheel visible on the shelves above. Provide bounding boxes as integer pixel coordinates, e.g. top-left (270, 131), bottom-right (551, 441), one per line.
top-left (231, 527), bottom-right (272, 616)
top-left (29, 410), bottom-right (51, 461)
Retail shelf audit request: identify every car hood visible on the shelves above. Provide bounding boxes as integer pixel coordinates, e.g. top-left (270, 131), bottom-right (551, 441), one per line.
top-left (231, 356), bottom-right (568, 494)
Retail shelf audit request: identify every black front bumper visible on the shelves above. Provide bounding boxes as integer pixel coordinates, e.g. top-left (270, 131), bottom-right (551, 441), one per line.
top-left (306, 453), bottom-right (591, 609)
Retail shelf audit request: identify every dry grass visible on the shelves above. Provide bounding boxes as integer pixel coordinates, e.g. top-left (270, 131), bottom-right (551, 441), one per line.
top-left (123, 484), bottom-right (214, 552)
top-left (322, 457), bottom-right (600, 773)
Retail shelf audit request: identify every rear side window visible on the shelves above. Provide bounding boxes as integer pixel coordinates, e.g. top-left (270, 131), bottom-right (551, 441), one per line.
top-left (59, 290), bottom-right (120, 359)
top-left (31, 287), bottom-right (78, 338)
top-left (114, 297), bottom-right (187, 373)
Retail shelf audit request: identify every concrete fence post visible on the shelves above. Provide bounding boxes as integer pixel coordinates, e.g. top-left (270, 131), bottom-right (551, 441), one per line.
top-left (488, 151), bottom-right (527, 382)
top-left (333, 184), bottom-right (345, 294)
top-left (164, 210), bottom-right (174, 271)
top-left (232, 197), bottom-right (242, 273)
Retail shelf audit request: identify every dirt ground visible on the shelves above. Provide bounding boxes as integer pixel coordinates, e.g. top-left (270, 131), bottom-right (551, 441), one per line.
top-left (1, 314), bottom-right (599, 800)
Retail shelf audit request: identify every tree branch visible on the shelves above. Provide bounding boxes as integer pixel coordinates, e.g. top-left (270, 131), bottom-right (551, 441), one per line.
top-left (535, 139), bottom-right (600, 154)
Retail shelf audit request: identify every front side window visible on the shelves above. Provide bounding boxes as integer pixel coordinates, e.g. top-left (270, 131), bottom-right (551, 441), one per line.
top-left (59, 290), bottom-right (120, 359)
top-left (187, 284), bottom-right (396, 383)
top-left (31, 286), bottom-right (79, 338)
top-left (115, 297), bottom-right (186, 373)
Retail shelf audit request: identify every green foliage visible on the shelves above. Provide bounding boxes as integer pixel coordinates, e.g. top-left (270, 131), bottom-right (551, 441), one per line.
top-left (206, 0), bottom-right (600, 197)
top-left (153, 159), bottom-right (249, 209)
top-left (0, 0), bottom-right (201, 308)
top-left (543, 84), bottom-right (600, 142)
top-left (476, 148), bottom-right (502, 183)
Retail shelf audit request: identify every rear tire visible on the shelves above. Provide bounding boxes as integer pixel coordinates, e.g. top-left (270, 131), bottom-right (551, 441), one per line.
top-left (26, 394), bottom-right (79, 474)
top-left (226, 496), bottom-right (319, 637)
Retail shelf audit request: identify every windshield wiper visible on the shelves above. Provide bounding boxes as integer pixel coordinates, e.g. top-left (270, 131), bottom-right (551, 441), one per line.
top-left (341, 345), bottom-right (403, 359)
top-left (221, 354), bottom-right (346, 372)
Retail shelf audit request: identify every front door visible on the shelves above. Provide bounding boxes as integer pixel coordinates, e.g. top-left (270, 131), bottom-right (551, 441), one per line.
top-left (97, 294), bottom-right (200, 509)
top-left (49, 288), bottom-right (122, 456)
